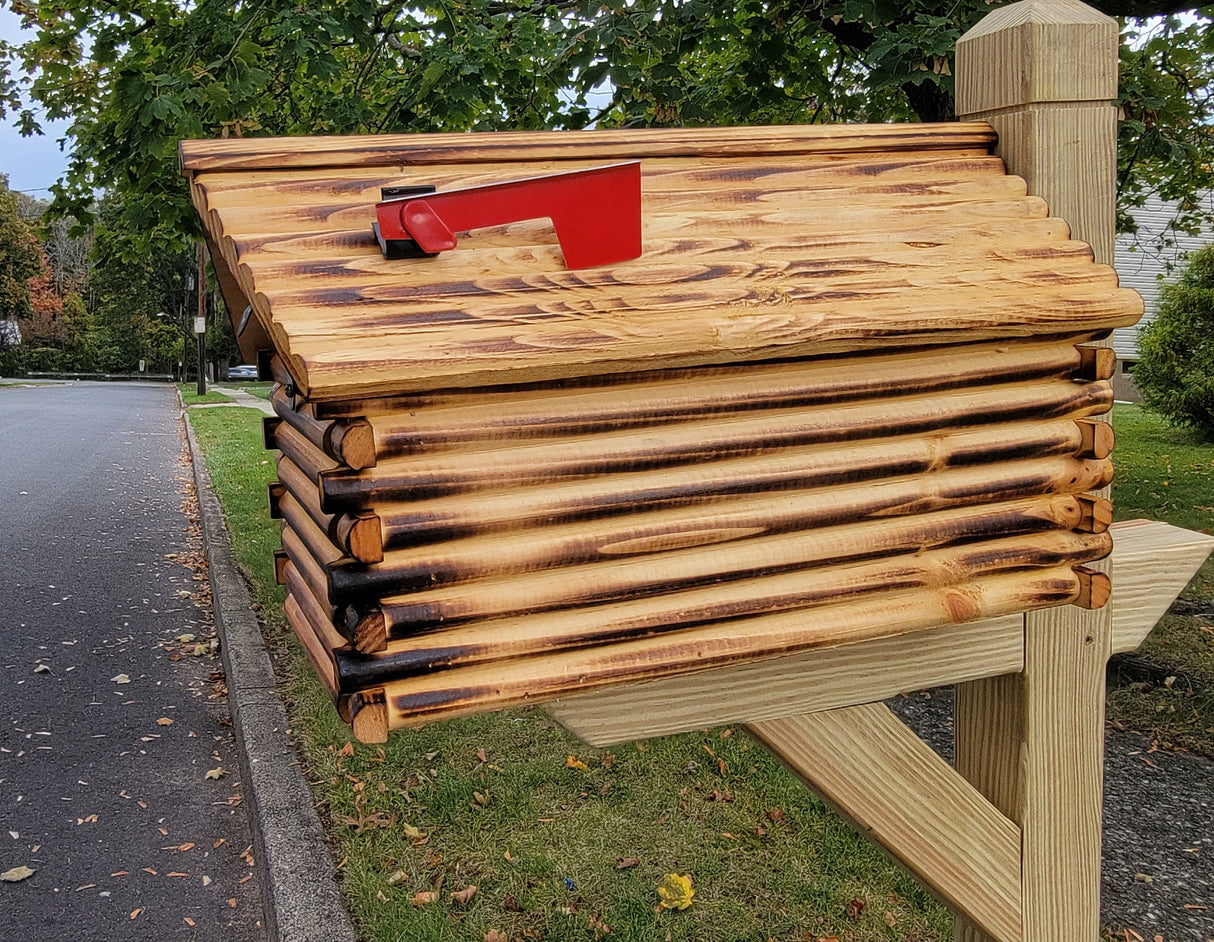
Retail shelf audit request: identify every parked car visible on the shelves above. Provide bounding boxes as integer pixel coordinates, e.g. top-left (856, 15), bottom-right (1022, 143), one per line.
top-left (228, 364), bottom-right (258, 380)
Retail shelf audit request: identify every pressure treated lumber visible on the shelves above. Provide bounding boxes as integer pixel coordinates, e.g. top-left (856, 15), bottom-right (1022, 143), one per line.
top-left (363, 566), bottom-right (1084, 734)
top-left (179, 122), bottom-right (1001, 171)
top-left (318, 378), bottom-right (1113, 510)
top-left (271, 385), bottom-right (376, 469)
top-left (183, 123), bottom-right (1143, 401)
top-left (545, 518), bottom-right (1192, 746)
top-left (354, 462), bottom-right (1112, 641)
top-left (274, 455), bottom-right (384, 563)
top-left (351, 530), bottom-right (1109, 666)
top-left (326, 338), bottom-right (1100, 453)
top-left (1109, 519), bottom-right (1214, 653)
top-left (750, 704), bottom-right (1021, 942)
top-left (328, 493), bottom-right (1095, 607)
top-left (369, 426), bottom-right (1108, 551)
top-left (955, 6), bottom-right (1120, 940)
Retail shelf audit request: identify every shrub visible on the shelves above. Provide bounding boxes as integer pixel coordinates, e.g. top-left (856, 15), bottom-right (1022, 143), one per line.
top-left (1134, 244), bottom-right (1214, 440)
top-left (23, 346), bottom-right (65, 372)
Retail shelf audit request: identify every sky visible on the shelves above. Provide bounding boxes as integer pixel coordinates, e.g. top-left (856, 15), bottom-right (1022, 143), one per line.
top-left (0, 8), bottom-right (72, 198)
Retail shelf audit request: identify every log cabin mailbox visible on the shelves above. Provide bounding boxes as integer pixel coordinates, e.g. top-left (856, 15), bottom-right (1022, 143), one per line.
top-left (181, 3), bottom-right (1214, 937)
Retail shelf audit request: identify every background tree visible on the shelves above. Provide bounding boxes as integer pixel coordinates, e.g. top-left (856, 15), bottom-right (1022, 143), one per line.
top-left (0, 173), bottom-right (41, 320)
top-left (2, 0), bottom-right (1211, 274)
top-left (1133, 244), bottom-right (1214, 439)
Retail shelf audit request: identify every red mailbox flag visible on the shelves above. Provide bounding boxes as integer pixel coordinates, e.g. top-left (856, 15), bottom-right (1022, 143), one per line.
top-left (374, 162), bottom-right (642, 270)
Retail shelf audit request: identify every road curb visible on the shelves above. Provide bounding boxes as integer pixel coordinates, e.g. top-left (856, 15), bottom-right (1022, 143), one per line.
top-left (184, 409), bottom-right (357, 942)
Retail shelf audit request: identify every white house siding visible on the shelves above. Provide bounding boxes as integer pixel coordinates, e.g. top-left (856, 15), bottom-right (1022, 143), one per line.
top-left (1112, 191), bottom-right (1214, 361)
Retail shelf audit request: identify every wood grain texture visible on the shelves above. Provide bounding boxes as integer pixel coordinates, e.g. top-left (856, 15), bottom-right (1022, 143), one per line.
top-left (327, 493), bottom-right (1095, 608)
top-left (360, 464), bottom-right (1111, 633)
top-left (184, 127), bottom-right (1142, 400)
top-left (337, 339), bottom-right (1095, 455)
top-left (548, 517), bottom-right (1209, 745)
top-left (1109, 519), bottom-right (1214, 653)
top-left (318, 377), bottom-right (1113, 510)
top-left (749, 704), bottom-right (1022, 942)
top-left (371, 425), bottom-right (1107, 550)
top-left (179, 122), bottom-right (999, 171)
top-left (351, 530), bottom-right (1109, 670)
top-left (955, 8), bottom-right (1122, 939)
top-left (380, 566), bottom-right (1082, 729)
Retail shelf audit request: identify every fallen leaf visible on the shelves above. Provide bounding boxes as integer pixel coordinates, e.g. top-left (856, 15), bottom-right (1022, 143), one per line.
top-left (205, 768), bottom-right (226, 780)
top-left (655, 872), bottom-right (694, 911)
top-left (615, 856), bottom-right (640, 870)
top-left (338, 742), bottom-right (354, 757)
top-left (412, 891), bottom-right (438, 907)
top-left (1133, 873), bottom-right (1154, 883)
top-left (884, 911), bottom-right (897, 928)
top-left (451, 885), bottom-right (478, 905)
top-left (386, 870), bottom-right (408, 887)
top-left (184, 917), bottom-right (195, 927)
top-left (566, 755), bottom-right (588, 771)
top-left (476, 748), bottom-right (487, 763)
top-left (176, 634), bottom-right (195, 643)
top-left (1, 865), bottom-right (34, 882)
top-left (33, 664), bottom-right (50, 674)
top-left (471, 790), bottom-right (490, 808)
top-left (130, 908), bottom-right (142, 919)
top-left (376, 889), bottom-right (389, 903)
top-left (202, 876), bottom-right (212, 886)
top-left (402, 823), bottom-right (425, 841)
top-left (485, 931), bottom-right (509, 942)
top-left (766, 808), bottom-right (785, 824)
top-left (846, 898), bottom-right (866, 918)
top-left (111, 674), bottom-right (131, 684)
top-left (157, 718), bottom-right (174, 726)
top-left (167, 871), bottom-right (188, 878)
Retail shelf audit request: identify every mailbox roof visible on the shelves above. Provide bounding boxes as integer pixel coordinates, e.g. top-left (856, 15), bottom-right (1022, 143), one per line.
top-left (181, 124), bottom-right (1142, 402)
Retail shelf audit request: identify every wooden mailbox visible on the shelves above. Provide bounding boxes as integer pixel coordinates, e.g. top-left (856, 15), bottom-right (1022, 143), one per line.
top-left (182, 2), bottom-right (1213, 939)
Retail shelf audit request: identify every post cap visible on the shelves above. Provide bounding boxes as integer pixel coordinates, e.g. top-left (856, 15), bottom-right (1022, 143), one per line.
top-left (956, 0), bottom-right (1118, 115)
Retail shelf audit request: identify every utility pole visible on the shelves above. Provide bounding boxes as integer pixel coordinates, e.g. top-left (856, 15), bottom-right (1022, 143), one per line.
top-left (195, 243), bottom-right (207, 396)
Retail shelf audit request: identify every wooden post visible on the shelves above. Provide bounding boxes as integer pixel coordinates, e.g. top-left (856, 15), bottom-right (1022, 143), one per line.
top-left (196, 242), bottom-right (207, 397)
top-left (955, 3), bottom-right (1119, 940)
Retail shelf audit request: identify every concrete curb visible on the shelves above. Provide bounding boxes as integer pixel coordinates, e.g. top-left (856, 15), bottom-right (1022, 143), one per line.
top-left (184, 410), bottom-right (357, 942)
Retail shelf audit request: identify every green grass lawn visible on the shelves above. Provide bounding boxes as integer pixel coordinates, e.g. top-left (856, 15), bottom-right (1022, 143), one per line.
top-left (188, 402), bottom-right (1214, 942)
top-left (179, 384), bottom-right (235, 406)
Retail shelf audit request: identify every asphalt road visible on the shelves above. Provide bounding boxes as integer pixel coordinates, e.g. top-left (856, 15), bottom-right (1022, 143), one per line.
top-left (0, 383), bottom-right (265, 940)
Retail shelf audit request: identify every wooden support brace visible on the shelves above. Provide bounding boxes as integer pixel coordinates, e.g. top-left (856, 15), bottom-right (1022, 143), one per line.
top-left (1110, 519), bottom-right (1214, 653)
top-left (749, 704), bottom-right (1022, 942)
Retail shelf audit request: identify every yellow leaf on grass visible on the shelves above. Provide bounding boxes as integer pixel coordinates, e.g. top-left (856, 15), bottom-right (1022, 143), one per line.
top-left (411, 891), bottom-right (438, 907)
top-left (450, 885), bottom-right (478, 905)
top-left (565, 755), bottom-right (588, 771)
top-left (656, 872), bottom-right (695, 911)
